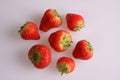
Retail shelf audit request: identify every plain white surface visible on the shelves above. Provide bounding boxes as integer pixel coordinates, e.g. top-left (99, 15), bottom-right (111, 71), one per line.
top-left (0, 0), bottom-right (120, 80)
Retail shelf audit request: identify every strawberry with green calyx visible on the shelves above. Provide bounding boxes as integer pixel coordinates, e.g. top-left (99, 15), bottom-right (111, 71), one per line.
top-left (40, 9), bottom-right (62, 32)
top-left (28, 44), bottom-right (52, 69)
top-left (18, 22), bottom-right (40, 40)
top-left (57, 57), bottom-right (75, 75)
top-left (48, 30), bottom-right (72, 52)
top-left (66, 13), bottom-right (85, 31)
top-left (73, 40), bottom-right (93, 60)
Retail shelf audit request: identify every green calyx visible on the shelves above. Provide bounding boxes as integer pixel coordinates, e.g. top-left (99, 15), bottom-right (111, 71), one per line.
top-left (53, 9), bottom-right (59, 17)
top-left (61, 35), bottom-right (72, 49)
top-left (18, 22), bottom-right (28, 32)
top-left (30, 50), bottom-right (41, 64)
top-left (57, 63), bottom-right (69, 75)
top-left (74, 23), bottom-right (85, 31)
top-left (53, 9), bottom-right (61, 18)
top-left (87, 42), bottom-right (93, 52)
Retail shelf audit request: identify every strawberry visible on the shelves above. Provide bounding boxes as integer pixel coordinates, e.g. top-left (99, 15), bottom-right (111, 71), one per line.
top-left (57, 57), bottom-right (75, 75)
top-left (40, 9), bottom-right (62, 32)
top-left (48, 30), bottom-right (72, 52)
top-left (66, 13), bottom-right (85, 31)
top-left (28, 44), bottom-right (52, 69)
top-left (73, 40), bottom-right (93, 60)
top-left (18, 22), bottom-right (40, 40)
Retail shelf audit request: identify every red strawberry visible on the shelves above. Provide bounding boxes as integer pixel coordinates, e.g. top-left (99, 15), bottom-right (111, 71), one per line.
top-left (66, 13), bottom-right (85, 31)
top-left (28, 44), bottom-right (52, 69)
top-left (57, 57), bottom-right (75, 75)
top-left (40, 9), bottom-right (62, 32)
top-left (18, 22), bottom-right (40, 40)
top-left (48, 30), bottom-right (72, 52)
top-left (73, 40), bottom-right (93, 60)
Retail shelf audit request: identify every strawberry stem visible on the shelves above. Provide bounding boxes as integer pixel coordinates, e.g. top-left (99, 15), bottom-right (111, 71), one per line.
top-left (53, 9), bottom-right (62, 20)
top-left (57, 63), bottom-right (69, 75)
top-left (87, 42), bottom-right (93, 52)
top-left (53, 9), bottom-right (59, 17)
top-left (30, 50), bottom-right (41, 64)
top-left (18, 22), bottom-right (28, 32)
top-left (61, 35), bottom-right (72, 49)
top-left (74, 23), bottom-right (85, 31)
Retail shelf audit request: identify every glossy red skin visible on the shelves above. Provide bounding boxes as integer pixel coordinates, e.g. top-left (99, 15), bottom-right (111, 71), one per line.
top-left (73, 40), bottom-right (93, 60)
top-left (20, 22), bottom-right (40, 40)
top-left (40, 9), bottom-right (62, 32)
top-left (28, 44), bottom-right (51, 69)
top-left (48, 30), bottom-right (72, 52)
top-left (57, 57), bottom-right (75, 73)
top-left (66, 13), bottom-right (85, 31)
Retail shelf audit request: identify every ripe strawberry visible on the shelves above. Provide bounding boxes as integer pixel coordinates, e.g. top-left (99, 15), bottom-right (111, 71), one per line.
top-left (57, 57), bottom-right (75, 75)
top-left (18, 22), bottom-right (40, 40)
top-left (40, 9), bottom-right (62, 32)
top-left (28, 44), bottom-right (52, 69)
top-left (48, 30), bottom-right (72, 52)
top-left (66, 13), bottom-right (85, 31)
top-left (73, 40), bottom-right (93, 60)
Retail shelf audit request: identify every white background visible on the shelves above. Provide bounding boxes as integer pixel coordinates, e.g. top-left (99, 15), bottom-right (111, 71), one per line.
top-left (0, 0), bottom-right (120, 80)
